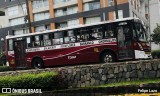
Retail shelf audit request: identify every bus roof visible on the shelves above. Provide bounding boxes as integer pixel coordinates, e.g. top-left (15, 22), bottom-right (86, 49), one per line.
top-left (6, 17), bottom-right (140, 39)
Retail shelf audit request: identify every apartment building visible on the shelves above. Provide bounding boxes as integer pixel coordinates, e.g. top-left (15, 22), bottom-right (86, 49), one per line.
top-left (149, 0), bottom-right (160, 50)
top-left (0, 0), bottom-right (149, 48)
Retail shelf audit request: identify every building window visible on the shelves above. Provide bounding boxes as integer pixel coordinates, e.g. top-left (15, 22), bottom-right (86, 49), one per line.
top-left (9, 17), bottom-right (27, 26)
top-left (113, 10), bottom-right (123, 19)
top-left (54, 0), bottom-right (72, 4)
top-left (22, 4), bottom-right (27, 15)
top-left (83, 1), bottom-right (100, 11)
top-left (85, 16), bottom-right (101, 24)
top-left (67, 19), bottom-right (79, 27)
top-left (7, 6), bottom-right (18, 16)
top-left (14, 29), bottom-right (29, 35)
top-left (32, 0), bottom-right (49, 9)
top-left (35, 25), bottom-right (50, 32)
top-left (34, 12), bottom-right (50, 21)
top-left (108, 0), bottom-right (113, 6)
top-left (55, 6), bottom-right (78, 17)
top-left (56, 22), bottom-right (68, 29)
top-left (67, 6), bottom-right (78, 15)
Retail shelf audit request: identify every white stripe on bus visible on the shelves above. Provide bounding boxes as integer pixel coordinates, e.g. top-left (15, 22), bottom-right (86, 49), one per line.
top-left (43, 43), bottom-right (117, 61)
top-left (26, 38), bottom-right (117, 53)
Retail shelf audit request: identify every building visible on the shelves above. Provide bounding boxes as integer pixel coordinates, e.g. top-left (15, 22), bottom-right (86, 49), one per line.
top-left (149, 0), bottom-right (160, 50)
top-left (0, 0), bottom-right (149, 48)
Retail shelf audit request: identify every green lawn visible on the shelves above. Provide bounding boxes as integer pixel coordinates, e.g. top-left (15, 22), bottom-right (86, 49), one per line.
top-left (98, 78), bottom-right (160, 88)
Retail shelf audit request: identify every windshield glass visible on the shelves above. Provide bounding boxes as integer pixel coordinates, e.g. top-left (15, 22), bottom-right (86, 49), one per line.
top-left (134, 22), bottom-right (147, 42)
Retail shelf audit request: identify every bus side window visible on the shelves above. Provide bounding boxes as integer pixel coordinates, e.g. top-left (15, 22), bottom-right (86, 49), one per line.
top-left (90, 25), bottom-right (103, 40)
top-left (52, 32), bottom-right (63, 45)
top-left (104, 24), bottom-right (114, 38)
top-left (33, 35), bottom-right (41, 47)
top-left (64, 30), bottom-right (76, 44)
top-left (77, 28), bottom-right (89, 42)
top-left (26, 37), bottom-right (32, 48)
top-left (43, 34), bottom-right (51, 46)
top-left (8, 39), bottom-right (13, 51)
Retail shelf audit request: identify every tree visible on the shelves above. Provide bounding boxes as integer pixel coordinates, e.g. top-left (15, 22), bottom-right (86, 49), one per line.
top-left (151, 24), bottom-right (160, 44)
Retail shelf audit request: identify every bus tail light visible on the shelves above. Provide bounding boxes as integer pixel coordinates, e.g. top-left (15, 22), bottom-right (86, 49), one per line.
top-left (10, 59), bottom-right (15, 65)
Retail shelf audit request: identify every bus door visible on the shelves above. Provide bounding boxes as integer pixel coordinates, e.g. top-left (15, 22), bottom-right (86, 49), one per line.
top-left (14, 40), bottom-right (26, 68)
top-left (116, 22), bottom-right (133, 59)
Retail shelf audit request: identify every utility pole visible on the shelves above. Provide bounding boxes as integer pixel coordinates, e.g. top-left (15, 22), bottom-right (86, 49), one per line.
top-left (148, 0), bottom-right (151, 47)
top-left (114, 0), bottom-right (119, 19)
top-left (25, 0), bottom-right (32, 33)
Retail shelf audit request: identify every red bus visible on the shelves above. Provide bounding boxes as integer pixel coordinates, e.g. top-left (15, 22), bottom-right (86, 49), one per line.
top-left (6, 17), bottom-right (151, 68)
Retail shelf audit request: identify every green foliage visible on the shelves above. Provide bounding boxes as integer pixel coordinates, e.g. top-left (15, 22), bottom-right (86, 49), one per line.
top-left (0, 72), bottom-right (67, 90)
top-left (151, 50), bottom-right (160, 58)
top-left (151, 24), bottom-right (160, 44)
top-left (98, 78), bottom-right (160, 87)
top-left (0, 66), bottom-right (12, 72)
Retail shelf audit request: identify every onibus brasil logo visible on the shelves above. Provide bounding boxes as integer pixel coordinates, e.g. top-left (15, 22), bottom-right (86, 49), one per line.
top-left (2, 88), bottom-right (42, 94)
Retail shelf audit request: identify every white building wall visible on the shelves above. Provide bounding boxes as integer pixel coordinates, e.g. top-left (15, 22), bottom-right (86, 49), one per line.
top-left (149, 0), bottom-right (160, 50)
top-left (149, 0), bottom-right (160, 34)
top-left (0, 16), bottom-right (9, 28)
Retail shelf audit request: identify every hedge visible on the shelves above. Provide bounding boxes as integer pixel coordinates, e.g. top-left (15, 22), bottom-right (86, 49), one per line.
top-left (0, 66), bottom-right (12, 72)
top-left (0, 72), bottom-right (67, 91)
top-left (151, 50), bottom-right (160, 59)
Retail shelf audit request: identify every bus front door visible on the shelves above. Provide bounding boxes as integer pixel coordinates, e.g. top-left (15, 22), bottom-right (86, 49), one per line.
top-left (117, 25), bottom-right (133, 60)
top-left (14, 40), bottom-right (26, 68)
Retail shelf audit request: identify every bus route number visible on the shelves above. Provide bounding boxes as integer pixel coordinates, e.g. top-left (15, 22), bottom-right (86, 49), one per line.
top-left (68, 56), bottom-right (76, 59)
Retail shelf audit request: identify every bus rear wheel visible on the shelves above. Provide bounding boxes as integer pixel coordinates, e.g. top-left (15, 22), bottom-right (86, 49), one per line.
top-left (101, 52), bottom-right (115, 63)
top-left (32, 58), bottom-right (44, 69)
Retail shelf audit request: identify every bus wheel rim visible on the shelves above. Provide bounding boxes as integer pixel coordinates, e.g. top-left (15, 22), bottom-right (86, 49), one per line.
top-left (104, 55), bottom-right (112, 62)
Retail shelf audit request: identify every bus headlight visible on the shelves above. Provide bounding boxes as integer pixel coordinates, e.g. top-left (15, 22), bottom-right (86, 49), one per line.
top-left (6, 61), bottom-right (9, 66)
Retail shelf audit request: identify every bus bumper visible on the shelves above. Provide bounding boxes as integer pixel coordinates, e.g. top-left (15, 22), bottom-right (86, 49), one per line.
top-left (134, 50), bottom-right (152, 59)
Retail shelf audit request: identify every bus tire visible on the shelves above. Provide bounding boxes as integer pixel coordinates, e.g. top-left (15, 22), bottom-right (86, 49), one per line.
top-left (101, 52), bottom-right (116, 63)
top-left (32, 58), bottom-right (44, 69)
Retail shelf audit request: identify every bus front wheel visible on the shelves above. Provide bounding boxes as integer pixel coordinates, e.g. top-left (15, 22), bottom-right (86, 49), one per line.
top-left (32, 58), bottom-right (44, 68)
top-left (101, 52), bottom-right (115, 63)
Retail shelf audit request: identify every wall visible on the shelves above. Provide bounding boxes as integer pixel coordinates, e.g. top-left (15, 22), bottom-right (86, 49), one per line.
top-left (0, 59), bottom-right (160, 88)
top-left (0, 16), bottom-right (8, 28)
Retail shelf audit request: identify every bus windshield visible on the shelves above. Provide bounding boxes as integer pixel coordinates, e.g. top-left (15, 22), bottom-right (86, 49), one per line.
top-left (134, 22), bottom-right (147, 42)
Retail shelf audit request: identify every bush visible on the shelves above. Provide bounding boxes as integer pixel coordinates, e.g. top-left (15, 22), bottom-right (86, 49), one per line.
top-left (0, 66), bottom-right (12, 72)
top-left (151, 50), bottom-right (160, 59)
top-left (0, 72), bottom-right (67, 91)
